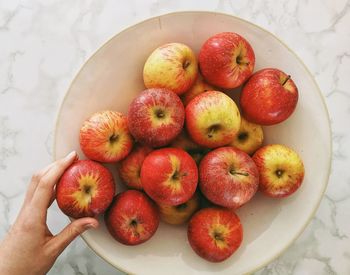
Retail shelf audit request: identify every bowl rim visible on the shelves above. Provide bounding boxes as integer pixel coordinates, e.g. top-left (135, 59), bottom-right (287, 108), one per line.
top-left (53, 10), bottom-right (332, 275)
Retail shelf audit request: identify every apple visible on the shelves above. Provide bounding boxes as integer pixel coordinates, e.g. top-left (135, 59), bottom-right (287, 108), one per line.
top-left (141, 148), bottom-right (198, 206)
top-left (240, 68), bottom-right (299, 125)
top-left (198, 32), bottom-right (255, 89)
top-left (229, 117), bottom-right (264, 155)
top-left (118, 145), bottom-right (153, 190)
top-left (105, 190), bottom-right (159, 245)
top-left (252, 144), bottom-right (305, 198)
top-left (170, 131), bottom-right (210, 164)
top-left (199, 147), bottom-right (259, 209)
top-left (181, 73), bottom-right (214, 106)
top-left (79, 110), bottom-right (133, 162)
top-left (157, 192), bottom-right (199, 225)
top-left (56, 160), bottom-right (115, 219)
top-left (128, 88), bottom-right (185, 147)
top-left (186, 91), bottom-right (241, 148)
top-left (143, 43), bottom-right (198, 95)
top-left (188, 207), bottom-right (243, 262)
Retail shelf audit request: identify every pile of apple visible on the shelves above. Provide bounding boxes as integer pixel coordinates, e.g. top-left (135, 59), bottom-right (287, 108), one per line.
top-left (56, 32), bottom-right (305, 263)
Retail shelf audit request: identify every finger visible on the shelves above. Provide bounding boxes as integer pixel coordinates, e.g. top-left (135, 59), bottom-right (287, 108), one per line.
top-left (48, 218), bottom-right (99, 255)
top-left (31, 151), bottom-right (77, 210)
top-left (45, 225), bottom-right (53, 238)
top-left (48, 191), bottom-right (56, 208)
top-left (40, 191), bottom-right (57, 222)
top-left (23, 162), bottom-right (56, 206)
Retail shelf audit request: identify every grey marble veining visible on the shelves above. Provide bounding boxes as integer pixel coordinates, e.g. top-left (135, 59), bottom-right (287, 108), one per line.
top-left (0, 0), bottom-right (349, 274)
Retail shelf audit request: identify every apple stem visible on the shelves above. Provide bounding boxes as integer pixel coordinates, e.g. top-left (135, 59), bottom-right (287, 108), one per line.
top-left (130, 219), bottom-right (137, 227)
top-left (207, 124), bottom-right (221, 138)
top-left (214, 232), bottom-right (224, 241)
top-left (155, 109), bottom-right (165, 118)
top-left (230, 169), bottom-right (249, 176)
top-left (236, 55), bottom-right (250, 66)
top-left (172, 170), bottom-right (180, 181)
top-left (235, 172), bottom-right (249, 176)
top-left (238, 132), bottom-right (248, 141)
top-left (109, 133), bottom-right (119, 143)
top-left (83, 185), bottom-right (91, 194)
top-left (282, 75), bottom-right (291, 86)
top-left (275, 169), bottom-right (284, 178)
top-left (183, 60), bottom-right (190, 70)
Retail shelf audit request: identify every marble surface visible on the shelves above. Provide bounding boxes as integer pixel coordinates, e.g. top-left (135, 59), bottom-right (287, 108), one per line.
top-left (0, 0), bottom-right (348, 274)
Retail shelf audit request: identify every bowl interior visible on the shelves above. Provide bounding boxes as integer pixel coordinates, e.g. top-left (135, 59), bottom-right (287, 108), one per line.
top-left (54, 12), bottom-right (331, 275)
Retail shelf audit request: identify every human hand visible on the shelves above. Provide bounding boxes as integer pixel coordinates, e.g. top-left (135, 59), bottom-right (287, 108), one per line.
top-left (0, 151), bottom-right (99, 275)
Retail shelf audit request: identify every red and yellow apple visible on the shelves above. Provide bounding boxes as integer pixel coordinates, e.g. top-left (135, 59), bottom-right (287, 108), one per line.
top-left (105, 190), bottom-right (159, 245)
top-left (141, 148), bottom-right (198, 206)
top-left (199, 147), bottom-right (259, 209)
top-left (229, 117), bottom-right (264, 155)
top-left (79, 110), bottom-right (133, 162)
top-left (170, 131), bottom-right (210, 164)
top-left (252, 144), bottom-right (305, 198)
top-left (186, 91), bottom-right (241, 148)
top-left (157, 192), bottom-right (199, 225)
top-left (56, 160), bottom-right (115, 219)
top-left (143, 43), bottom-right (198, 95)
top-left (199, 32), bottom-right (255, 89)
top-left (118, 145), bottom-right (153, 190)
top-left (128, 88), bottom-right (185, 147)
top-left (240, 68), bottom-right (298, 125)
top-left (181, 74), bottom-right (213, 106)
top-left (188, 207), bottom-right (243, 262)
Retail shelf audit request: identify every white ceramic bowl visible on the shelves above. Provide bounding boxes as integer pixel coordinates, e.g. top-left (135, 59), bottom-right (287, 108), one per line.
top-left (54, 11), bottom-right (331, 275)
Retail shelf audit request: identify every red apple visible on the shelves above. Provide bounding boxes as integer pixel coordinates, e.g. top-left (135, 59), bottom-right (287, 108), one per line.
top-left (128, 88), bottom-right (185, 147)
top-left (143, 43), bottom-right (198, 95)
top-left (199, 147), bottom-right (259, 209)
top-left (188, 207), bottom-right (243, 262)
top-left (199, 32), bottom-right (255, 89)
top-left (118, 145), bottom-right (153, 190)
top-left (229, 117), bottom-right (264, 155)
top-left (252, 144), bottom-right (305, 198)
top-left (240, 68), bottom-right (298, 125)
top-left (157, 192), bottom-right (200, 225)
top-left (181, 73), bottom-right (214, 106)
top-left (56, 160), bottom-right (115, 219)
top-left (170, 131), bottom-right (210, 164)
top-left (141, 148), bottom-right (198, 206)
top-left (79, 110), bottom-right (133, 162)
top-left (105, 190), bottom-right (159, 245)
top-left (186, 91), bottom-right (241, 148)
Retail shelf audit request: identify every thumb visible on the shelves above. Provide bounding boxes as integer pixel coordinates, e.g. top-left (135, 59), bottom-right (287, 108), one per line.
top-left (49, 217), bottom-right (99, 255)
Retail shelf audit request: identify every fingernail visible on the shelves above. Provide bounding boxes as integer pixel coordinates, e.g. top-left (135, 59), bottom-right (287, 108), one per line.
top-left (85, 223), bottom-right (97, 229)
top-left (65, 151), bottom-right (76, 160)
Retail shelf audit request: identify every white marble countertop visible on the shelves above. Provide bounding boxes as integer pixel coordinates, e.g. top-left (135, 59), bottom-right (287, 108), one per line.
top-left (0, 0), bottom-right (349, 274)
